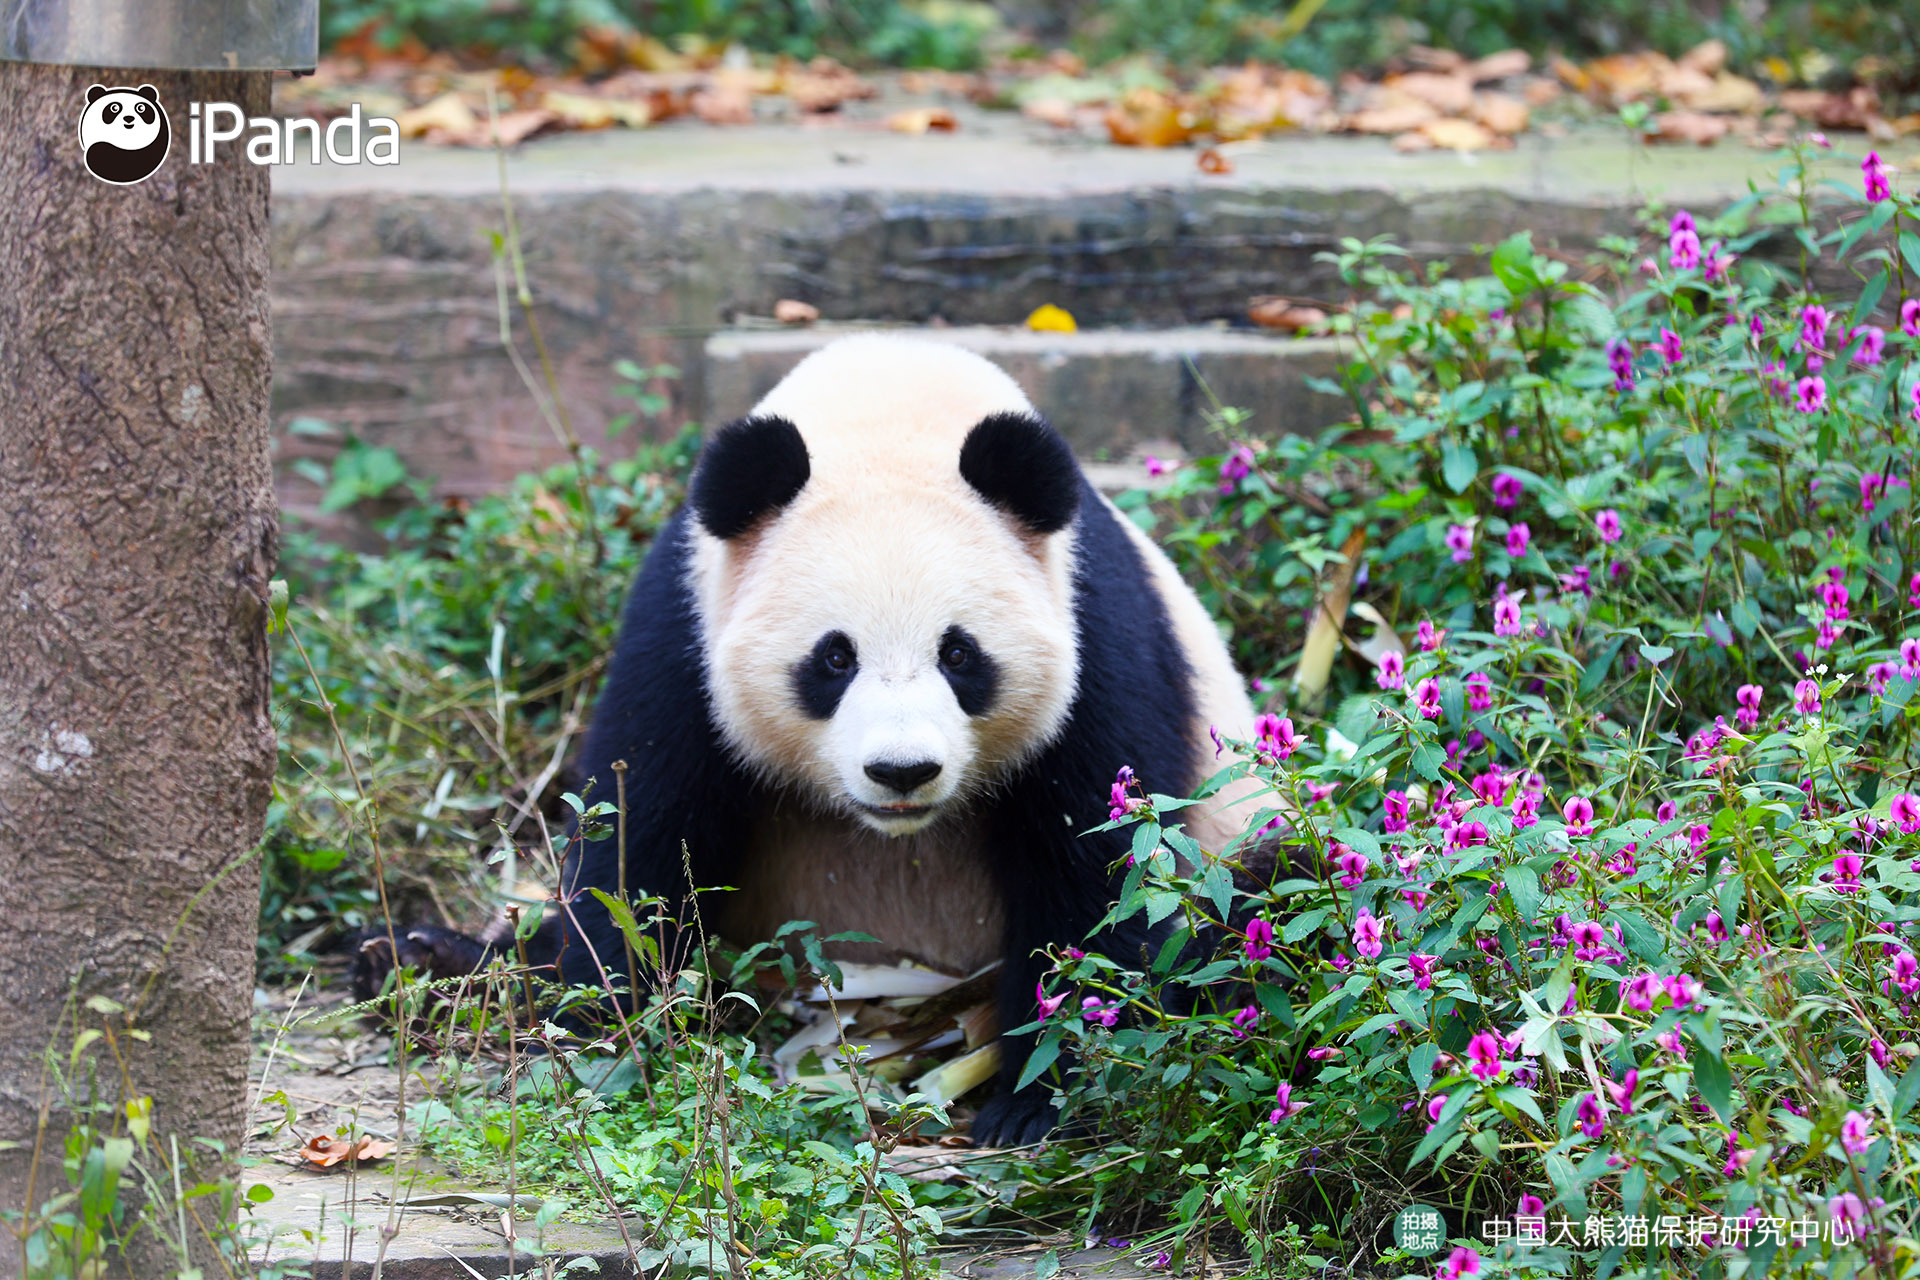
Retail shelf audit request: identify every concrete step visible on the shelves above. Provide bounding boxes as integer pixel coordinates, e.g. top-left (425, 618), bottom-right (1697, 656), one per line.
top-left (267, 121), bottom-right (1835, 512)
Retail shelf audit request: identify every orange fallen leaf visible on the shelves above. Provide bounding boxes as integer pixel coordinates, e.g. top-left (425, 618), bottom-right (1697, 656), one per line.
top-left (1384, 71), bottom-right (1473, 116)
top-left (1466, 49), bottom-right (1531, 83)
top-left (1021, 98), bottom-right (1077, 128)
top-left (1650, 110), bottom-right (1731, 145)
top-left (485, 109), bottom-right (559, 148)
top-left (1678, 38), bottom-right (1728, 76)
top-left (1104, 89), bottom-right (1195, 147)
top-left (541, 90), bottom-right (651, 130)
top-left (1470, 92), bottom-right (1529, 136)
top-left (1392, 130), bottom-right (1433, 153)
top-left (1346, 98), bottom-right (1439, 135)
top-left (887, 107), bottom-right (958, 135)
top-left (297, 1134), bottom-right (394, 1168)
top-left (691, 86), bottom-right (753, 125)
top-left (1421, 117), bottom-right (1497, 151)
top-left (1197, 147), bottom-right (1234, 174)
top-left (395, 91), bottom-right (480, 141)
top-left (773, 299), bottom-right (819, 325)
top-left (1248, 298), bottom-right (1328, 331)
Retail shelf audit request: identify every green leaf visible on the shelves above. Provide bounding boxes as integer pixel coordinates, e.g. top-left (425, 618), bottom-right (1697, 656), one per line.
top-left (1694, 1049), bottom-right (1736, 1122)
top-left (1902, 230), bottom-right (1920, 278)
top-left (1506, 865), bottom-right (1541, 923)
top-left (1409, 1042), bottom-right (1438, 1092)
top-left (1489, 231), bottom-right (1538, 295)
top-left (1016, 1035), bottom-right (1063, 1092)
top-left (1894, 1063), bottom-right (1920, 1119)
top-left (1283, 907), bottom-right (1333, 945)
top-left (1442, 442), bottom-right (1477, 494)
top-left (1578, 638), bottom-right (1626, 697)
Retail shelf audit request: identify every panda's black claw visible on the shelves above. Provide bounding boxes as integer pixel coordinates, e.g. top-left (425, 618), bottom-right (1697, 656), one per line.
top-left (345, 923), bottom-right (492, 1004)
top-left (969, 1090), bottom-right (1060, 1148)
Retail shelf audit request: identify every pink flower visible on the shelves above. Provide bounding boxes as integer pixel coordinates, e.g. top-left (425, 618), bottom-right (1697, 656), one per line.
top-left (1351, 910), bottom-right (1384, 960)
top-left (1491, 472), bottom-right (1523, 508)
top-left (1886, 950), bottom-right (1920, 997)
top-left (1659, 327), bottom-right (1683, 365)
top-left (1383, 789), bottom-right (1412, 833)
top-left (1426, 1094), bottom-right (1449, 1126)
top-left (1704, 911), bottom-right (1729, 943)
top-left (1412, 678), bottom-right (1442, 719)
top-left (1794, 375), bottom-right (1827, 413)
top-left (1905, 298), bottom-right (1920, 338)
top-left (1466, 1031), bottom-right (1502, 1081)
top-left (1669, 227), bottom-right (1702, 271)
top-left (1269, 1081), bottom-right (1305, 1122)
top-left (1229, 1005), bottom-right (1260, 1038)
top-left (1842, 1109), bottom-right (1875, 1154)
top-left (1081, 996), bottom-right (1118, 1027)
top-left (1256, 713), bottom-right (1303, 761)
top-left (1218, 444), bottom-right (1254, 495)
top-left (1505, 522), bottom-right (1530, 557)
top-left (1911, 384), bottom-right (1920, 426)
top-left (1243, 917), bottom-right (1275, 962)
top-left (1407, 952), bottom-right (1438, 991)
top-left (1829, 852), bottom-right (1864, 893)
top-left (1511, 789), bottom-right (1540, 828)
top-left (1445, 523), bottom-right (1475, 564)
top-left (1801, 303), bottom-right (1831, 353)
top-left (1576, 1092), bottom-right (1607, 1138)
top-left (1891, 793), bottom-right (1920, 834)
top-left (1108, 765), bottom-right (1142, 822)
top-left (1594, 508), bottom-right (1622, 543)
top-left (1604, 1068), bottom-right (1639, 1115)
top-left (1436, 1246), bottom-right (1481, 1280)
top-left (1852, 324), bottom-right (1886, 366)
top-left (1561, 794), bottom-right (1596, 837)
top-left (1335, 847), bottom-right (1370, 889)
top-left (1656, 800), bottom-right (1678, 824)
top-left (1493, 596), bottom-right (1522, 637)
top-left (1864, 151), bottom-right (1892, 203)
top-left (1517, 1194), bottom-right (1545, 1217)
top-left (1794, 679), bottom-right (1822, 716)
top-left (1376, 649), bottom-right (1405, 690)
top-left (1621, 972), bottom-right (1662, 1013)
top-left (1734, 683), bottom-right (1763, 729)
top-left (1036, 982), bottom-right (1067, 1020)
top-left (1417, 620), bottom-right (1445, 652)
top-left (1666, 973), bottom-right (1703, 1010)
top-left (1606, 339), bottom-right (1635, 392)
top-left (1144, 455), bottom-right (1169, 478)
top-left (1307, 1045), bottom-right (1342, 1060)
top-left (1903, 638), bottom-right (1920, 680)
top-left (1466, 672), bottom-right (1493, 712)
top-left (1723, 1132), bottom-right (1752, 1176)
top-left (1703, 241), bottom-right (1735, 281)
top-left (1829, 1192), bottom-right (1877, 1241)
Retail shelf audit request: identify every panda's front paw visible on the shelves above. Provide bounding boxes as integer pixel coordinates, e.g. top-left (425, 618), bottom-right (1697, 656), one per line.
top-left (969, 1090), bottom-right (1060, 1148)
top-left (347, 923), bottom-right (492, 1004)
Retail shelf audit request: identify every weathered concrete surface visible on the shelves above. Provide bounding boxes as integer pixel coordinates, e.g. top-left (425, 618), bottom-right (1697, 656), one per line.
top-left (708, 326), bottom-right (1349, 458)
top-left (268, 121), bottom-right (1883, 511)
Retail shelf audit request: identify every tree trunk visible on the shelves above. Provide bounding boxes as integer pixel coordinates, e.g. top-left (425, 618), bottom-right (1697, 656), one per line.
top-left (0, 63), bottom-right (276, 1279)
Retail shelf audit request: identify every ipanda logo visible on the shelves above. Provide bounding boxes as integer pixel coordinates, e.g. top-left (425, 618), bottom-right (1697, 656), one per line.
top-left (80, 86), bottom-right (399, 185)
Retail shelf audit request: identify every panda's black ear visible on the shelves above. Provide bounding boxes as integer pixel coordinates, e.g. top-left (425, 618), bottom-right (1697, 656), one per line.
top-left (87, 85), bottom-right (108, 104)
top-left (135, 85), bottom-right (159, 103)
top-left (690, 415), bottom-right (811, 539)
top-left (959, 411), bottom-right (1080, 535)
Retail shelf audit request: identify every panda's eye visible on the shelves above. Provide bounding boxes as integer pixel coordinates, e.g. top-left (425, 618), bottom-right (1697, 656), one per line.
top-left (824, 647), bottom-right (852, 673)
top-left (940, 641), bottom-right (971, 670)
top-left (136, 102), bottom-right (153, 121)
top-left (814, 633), bottom-right (855, 677)
top-left (103, 103), bottom-right (120, 122)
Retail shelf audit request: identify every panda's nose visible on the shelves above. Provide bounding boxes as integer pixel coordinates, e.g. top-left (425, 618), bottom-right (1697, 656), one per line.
top-left (865, 759), bottom-right (941, 794)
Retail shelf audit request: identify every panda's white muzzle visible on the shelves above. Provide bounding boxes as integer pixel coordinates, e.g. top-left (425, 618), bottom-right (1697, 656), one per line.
top-left (833, 670), bottom-right (971, 834)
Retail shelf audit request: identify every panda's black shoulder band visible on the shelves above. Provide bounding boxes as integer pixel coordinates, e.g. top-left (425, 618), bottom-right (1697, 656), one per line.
top-left (959, 411), bottom-right (1080, 535)
top-left (690, 415), bottom-right (811, 540)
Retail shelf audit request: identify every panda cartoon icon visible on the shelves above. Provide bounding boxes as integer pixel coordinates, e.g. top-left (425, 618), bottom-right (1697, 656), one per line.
top-left (78, 85), bottom-right (170, 186)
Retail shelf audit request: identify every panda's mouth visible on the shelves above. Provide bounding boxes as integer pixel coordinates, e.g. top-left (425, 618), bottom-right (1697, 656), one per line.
top-left (856, 801), bottom-right (934, 819)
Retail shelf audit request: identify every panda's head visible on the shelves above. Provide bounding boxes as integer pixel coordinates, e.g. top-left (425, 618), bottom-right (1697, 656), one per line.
top-left (689, 337), bottom-right (1083, 836)
top-left (78, 85), bottom-right (170, 185)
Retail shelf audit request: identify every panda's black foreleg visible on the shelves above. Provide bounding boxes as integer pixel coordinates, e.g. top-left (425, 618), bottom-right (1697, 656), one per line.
top-left (971, 904), bottom-right (1070, 1146)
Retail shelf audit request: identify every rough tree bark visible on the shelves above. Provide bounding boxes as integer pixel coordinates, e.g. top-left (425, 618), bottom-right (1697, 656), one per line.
top-left (0, 64), bottom-right (276, 1279)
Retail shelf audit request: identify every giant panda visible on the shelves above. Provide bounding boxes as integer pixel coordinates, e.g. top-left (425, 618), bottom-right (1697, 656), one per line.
top-left (362, 335), bottom-right (1260, 1145)
top-left (78, 84), bottom-right (170, 186)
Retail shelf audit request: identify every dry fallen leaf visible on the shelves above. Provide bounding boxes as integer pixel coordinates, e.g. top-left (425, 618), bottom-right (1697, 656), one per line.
top-left (1678, 37), bottom-right (1728, 76)
top-left (297, 1134), bottom-right (394, 1169)
top-left (886, 107), bottom-right (958, 135)
top-left (1197, 146), bottom-right (1234, 174)
top-left (1421, 117), bottom-right (1497, 151)
top-left (1392, 130), bottom-right (1432, 153)
top-left (1466, 49), bottom-right (1531, 83)
top-left (1248, 298), bottom-right (1328, 331)
top-left (1384, 71), bottom-right (1474, 115)
top-left (485, 109), bottom-right (559, 148)
top-left (690, 85), bottom-right (753, 125)
top-left (1021, 97), bottom-right (1077, 128)
top-left (541, 90), bottom-right (651, 130)
top-left (1470, 92), bottom-right (1529, 136)
top-left (1651, 110), bottom-right (1731, 146)
top-left (1346, 97), bottom-right (1439, 135)
top-left (773, 299), bottom-right (820, 325)
top-left (395, 91), bottom-right (479, 140)
top-left (1104, 88), bottom-right (1195, 147)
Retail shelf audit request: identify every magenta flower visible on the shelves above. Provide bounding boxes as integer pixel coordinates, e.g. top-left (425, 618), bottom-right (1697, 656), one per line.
top-left (1511, 790), bottom-right (1540, 828)
top-left (1704, 911), bottom-right (1729, 943)
top-left (1576, 1091), bottom-right (1607, 1138)
top-left (1412, 678), bottom-right (1442, 719)
top-left (1829, 1192), bottom-right (1876, 1242)
top-left (1108, 765), bottom-right (1142, 822)
top-left (1445, 522), bottom-right (1475, 564)
top-left (1666, 973), bottom-right (1703, 1010)
top-left (1465, 672), bottom-right (1493, 712)
top-left (1466, 1031), bottom-right (1503, 1081)
top-left (1863, 151), bottom-right (1892, 203)
top-left (1621, 972), bottom-right (1662, 1013)
top-left (1851, 324), bottom-right (1886, 366)
top-left (1407, 952), bottom-right (1438, 991)
top-left (1517, 1193), bottom-right (1545, 1217)
top-left (1891, 793), bottom-right (1920, 834)
top-left (1335, 848), bottom-right (1370, 889)
top-left (1606, 338), bottom-right (1635, 392)
top-left (1911, 571), bottom-right (1920, 607)
top-left (1794, 375), bottom-right (1827, 413)
top-left (1351, 909), bottom-right (1384, 960)
top-left (1703, 241), bottom-right (1735, 281)
top-left (1794, 678), bottom-right (1822, 716)
top-left (1144, 455), bottom-right (1168, 478)
top-left (1604, 1068), bottom-right (1639, 1115)
top-left (1911, 383), bottom-right (1920, 426)
top-left (1081, 996), bottom-right (1118, 1027)
top-left (1830, 852), bottom-right (1864, 893)
top-left (1217, 443), bottom-right (1254, 495)
top-left (1255, 712), bottom-right (1303, 761)
top-left (1436, 1245), bottom-right (1481, 1280)
top-left (1229, 1005), bottom-right (1260, 1038)
top-left (1561, 794), bottom-right (1596, 837)
top-left (1417, 620), bottom-right (1445, 652)
top-left (1842, 1109), bottom-right (1875, 1154)
top-left (1594, 508), bottom-right (1622, 543)
top-left (1905, 298), bottom-right (1920, 338)
top-left (1569, 919), bottom-right (1607, 960)
top-left (1734, 683), bottom-right (1763, 729)
top-left (1723, 1132), bottom-right (1752, 1176)
top-left (1376, 649), bottom-right (1405, 691)
top-left (1670, 210), bottom-right (1696, 234)
top-left (1269, 1081), bottom-right (1305, 1122)
top-left (1492, 596), bottom-right (1522, 637)
top-left (1491, 472), bottom-right (1523, 508)
top-left (1659, 327), bottom-right (1683, 365)
top-left (1887, 950), bottom-right (1920, 997)
top-left (1904, 639), bottom-right (1920, 680)
top-left (1307, 1045), bottom-right (1342, 1061)
top-left (1243, 916), bottom-right (1275, 962)
top-left (1505, 522), bottom-right (1531, 557)
top-left (1036, 982), bottom-right (1067, 1020)
top-left (1426, 1094), bottom-right (1448, 1126)
top-left (1801, 303), bottom-right (1831, 353)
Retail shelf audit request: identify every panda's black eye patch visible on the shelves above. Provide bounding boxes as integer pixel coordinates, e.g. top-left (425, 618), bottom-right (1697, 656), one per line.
top-left (136, 102), bottom-right (153, 121)
top-left (792, 631), bottom-right (857, 720)
top-left (103, 102), bottom-right (120, 122)
top-left (938, 626), bottom-right (998, 717)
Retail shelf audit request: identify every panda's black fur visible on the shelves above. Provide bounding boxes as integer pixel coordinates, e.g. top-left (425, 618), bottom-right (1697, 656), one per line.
top-left (354, 343), bottom-right (1245, 1147)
